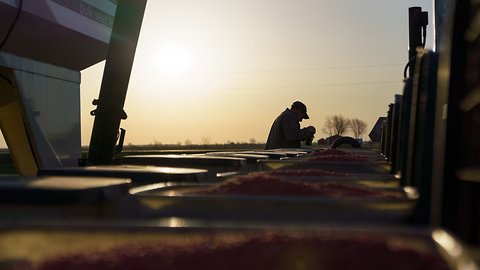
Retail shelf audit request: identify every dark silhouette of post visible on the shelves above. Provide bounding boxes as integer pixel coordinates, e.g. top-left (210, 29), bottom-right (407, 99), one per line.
top-left (408, 7), bottom-right (428, 78)
top-left (88, 0), bottom-right (147, 165)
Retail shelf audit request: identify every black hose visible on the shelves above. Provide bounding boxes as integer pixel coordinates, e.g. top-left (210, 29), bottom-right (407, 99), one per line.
top-left (404, 25), bottom-right (427, 79)
top-left (0, 0), bottom-right (23, 50)
top-left (403, 56), bottom-right (416, 79)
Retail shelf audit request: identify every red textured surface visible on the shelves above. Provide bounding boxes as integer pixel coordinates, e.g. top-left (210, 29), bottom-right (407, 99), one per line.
top-left (192, 175), bottom-right (402, 199)
top-left (308, 155), bottom-right (368, 162)
top-left (16, 233), bottom-right (449, 270)
top-left (307, 149), bottom-right (368, 161)
top-left (268, 169), bottom-right (349, 177)
top-left (313, 149), bottom-right (351, 156)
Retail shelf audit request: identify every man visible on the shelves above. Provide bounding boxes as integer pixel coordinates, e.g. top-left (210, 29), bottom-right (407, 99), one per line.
top-left (265, 101), bottom-right (316, 150)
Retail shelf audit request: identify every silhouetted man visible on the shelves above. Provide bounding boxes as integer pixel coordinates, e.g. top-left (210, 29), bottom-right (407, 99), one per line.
top-left (265, 101), bottom-right (316, 150)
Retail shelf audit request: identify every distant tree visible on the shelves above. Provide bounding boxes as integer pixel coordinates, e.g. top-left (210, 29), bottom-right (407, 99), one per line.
top-left (152, 139), bottom-right (162, 149)
top-left (322, 115), bottom-right (350, 136)
top-left (350, 118), bottom-right (367, 139)
top-left (200, 136), bottom-right (211, 145)
top-left (249, 138), bottom-right (257, 144)
top-left (184, 139), bottom-right (192, 146)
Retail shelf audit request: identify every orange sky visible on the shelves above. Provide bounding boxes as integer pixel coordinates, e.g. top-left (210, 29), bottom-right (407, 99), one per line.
top-left (1, 0), bottom-right (434, 147)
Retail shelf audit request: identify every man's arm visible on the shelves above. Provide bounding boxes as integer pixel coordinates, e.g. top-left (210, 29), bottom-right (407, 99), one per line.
top-left (283, 114), bottom-right (314, 142)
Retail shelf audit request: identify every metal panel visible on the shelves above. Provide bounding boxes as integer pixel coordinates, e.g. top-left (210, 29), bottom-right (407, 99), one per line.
top-left (0, 52), bottom-right (81, 167)
top-left (0, 0), bottom-right (117, 70)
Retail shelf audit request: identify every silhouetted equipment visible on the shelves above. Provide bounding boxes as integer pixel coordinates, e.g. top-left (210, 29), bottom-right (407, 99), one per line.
top-left (430, 0), bottom-right (480, 244)
top-left (378, 3), bottom-right (480, 244)
top-left (38, 166), bottom-right (209, 185)
top-left (0, 0), bottom-right (120, 174)
top-left (385, 6), bottom-right (429, 177)
top-left (368, 117), bottom-right (386, 143)
top-left (330, 136), bottom-right (361, 149)
top-left (389, 95), bottom-right (402, 174)
top-left (88, 0), bottom-right (147, 165)
top-left (398, 78), bottom-right (414, 184)
top-left (383, 7), bottom-right (440, 226)
top-left (382, 103), bottom-right (393, 160)
top-left (380, 119), bottom-right (388, 159)
top-left (0, 176), bottom-right (131, 204)
top-left (407, 7), bottom-right (429, 78)
top-left (408, 50), bottom-right (438, 225)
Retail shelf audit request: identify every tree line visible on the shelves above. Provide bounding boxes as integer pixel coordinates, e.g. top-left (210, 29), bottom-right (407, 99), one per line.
top-left (322, 115), bottom-right (367, 139)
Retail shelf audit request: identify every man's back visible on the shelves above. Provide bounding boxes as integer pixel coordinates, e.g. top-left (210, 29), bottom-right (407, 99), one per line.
top-left (265, 109), bottom-right (301, 149)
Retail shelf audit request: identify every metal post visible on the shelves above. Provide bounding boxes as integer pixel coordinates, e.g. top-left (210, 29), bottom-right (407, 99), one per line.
top-left (398, 78), bottom-right (413, 185)
top-left (384, 104), bottom-right (393, 161)
top-left (389, 95), bottom-right (402, 174)
top-left (87, 0), bottom-right (147, 165)
top-left (408, 7), bottom-right (428, 78)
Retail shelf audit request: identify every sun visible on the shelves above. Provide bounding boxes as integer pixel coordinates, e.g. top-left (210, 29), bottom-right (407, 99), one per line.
top-left (154, 45), bottom-right (191, 77)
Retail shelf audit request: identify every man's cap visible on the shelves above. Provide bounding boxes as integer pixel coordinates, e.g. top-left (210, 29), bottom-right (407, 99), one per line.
top-left (291, 101), bottom-right (309, 119)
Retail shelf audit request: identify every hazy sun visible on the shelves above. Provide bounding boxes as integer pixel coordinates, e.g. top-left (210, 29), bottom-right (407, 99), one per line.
top-left (154, 45), bottom-right (191, 77)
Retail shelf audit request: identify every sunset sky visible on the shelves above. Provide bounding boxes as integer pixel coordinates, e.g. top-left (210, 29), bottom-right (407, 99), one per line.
top-left (1, 0), bottom-right (434, 147)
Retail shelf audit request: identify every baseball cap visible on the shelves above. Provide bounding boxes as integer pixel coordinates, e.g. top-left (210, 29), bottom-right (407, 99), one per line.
top-left (291, 101), bottom-right (309, 119)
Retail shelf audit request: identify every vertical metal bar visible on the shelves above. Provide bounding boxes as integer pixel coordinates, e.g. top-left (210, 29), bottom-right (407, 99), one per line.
top-left (380, 121), bottom-right (387, 156)
top-left (87, 0), bottom-right (147, 165)
top-left (398, 78), bottom-right (413, 185)
top-left (384, 104), bottom-right (393, 161)
top-left (409, 7), bottom-right (423, 78)
top-left (389, 95), bottom-right (402, 174)
top-left (411, 51), bottom-right (438, 225)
